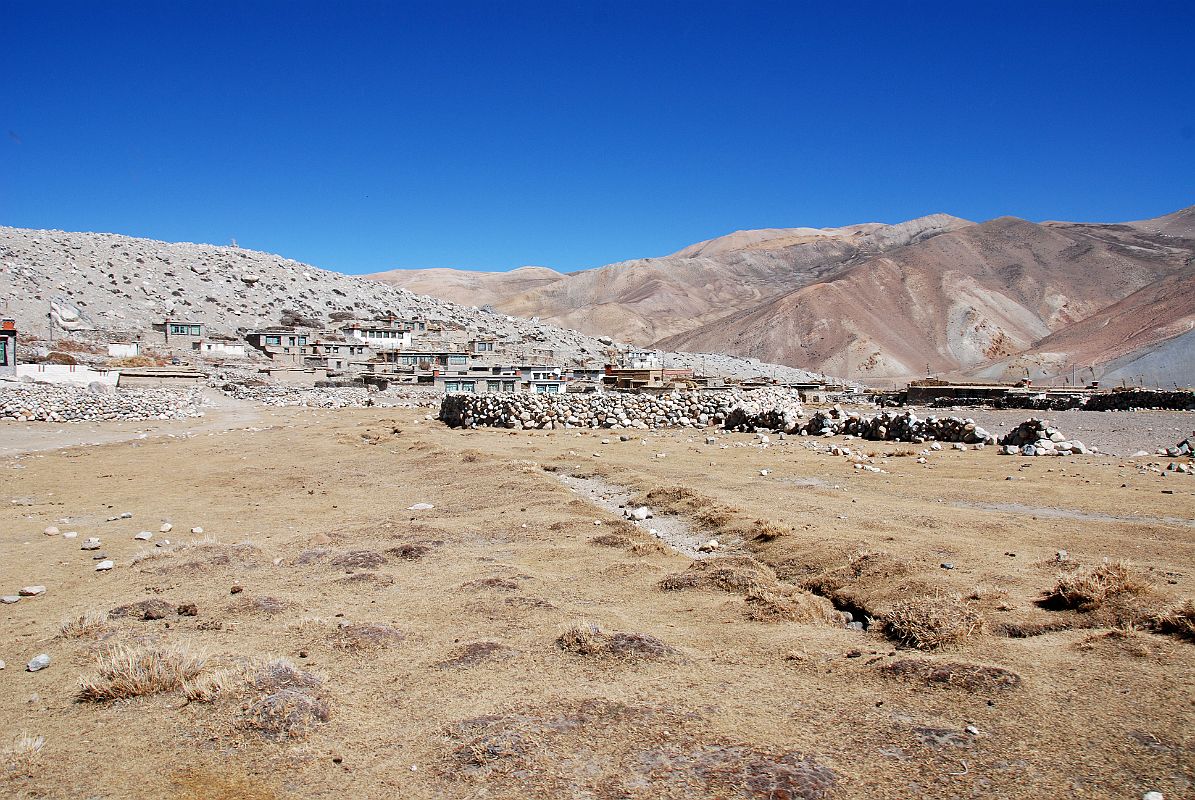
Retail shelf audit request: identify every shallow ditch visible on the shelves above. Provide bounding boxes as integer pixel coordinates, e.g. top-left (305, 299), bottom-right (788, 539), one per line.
top-left (553, 472), bottom-right (717, 559)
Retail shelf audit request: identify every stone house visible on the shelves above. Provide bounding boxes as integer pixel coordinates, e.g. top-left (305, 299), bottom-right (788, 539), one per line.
top-left (153, 319), bottom-right (206, 347)
top-left (0, 319), bottom-right (16, 376)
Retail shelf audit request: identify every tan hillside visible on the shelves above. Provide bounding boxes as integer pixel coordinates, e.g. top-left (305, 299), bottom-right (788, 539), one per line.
top-left (367, 265), bottom-right (565, 309)
top-left (656, 211), bottom-right (1195, 382)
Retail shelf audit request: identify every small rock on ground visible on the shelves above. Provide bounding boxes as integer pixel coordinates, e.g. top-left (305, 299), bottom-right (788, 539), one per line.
top-left (26, 654), bottom-right (50, 672)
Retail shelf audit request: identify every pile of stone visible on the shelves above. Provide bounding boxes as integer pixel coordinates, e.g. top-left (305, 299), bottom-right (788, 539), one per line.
top-left (1160, 436), bottom-right (1193, 458)
top-left (0, 383), bottom-right (207, 422)
top-left (998, 419), bottom-right (1088, 456)
top-left (441, 390), bottom-right (758, 430)
top-left (808, 410), bottom-right (994, 444)
top-left (222, 383), bottom-right (441, 409)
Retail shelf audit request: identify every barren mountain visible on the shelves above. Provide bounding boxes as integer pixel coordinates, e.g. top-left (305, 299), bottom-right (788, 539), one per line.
top-left (367, 265), bottom-right (565, 309)
top-left (368, 206), bottom-right (1195, 384)
top-left (659, 213), bottom-right (1195, 382)
top-left (368, 214), bottom-right (971, 345)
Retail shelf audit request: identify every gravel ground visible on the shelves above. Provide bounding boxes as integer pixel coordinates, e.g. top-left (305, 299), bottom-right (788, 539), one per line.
top-left (914, 407), bottom-right (1195, 456)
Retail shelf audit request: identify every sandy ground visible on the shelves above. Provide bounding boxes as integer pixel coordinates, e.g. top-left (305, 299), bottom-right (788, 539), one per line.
top-left (1, 407), bottom-right (1193, 799)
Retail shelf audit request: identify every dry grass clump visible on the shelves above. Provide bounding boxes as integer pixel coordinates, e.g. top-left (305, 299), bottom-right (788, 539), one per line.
top-left (386, 542), bottom-right (432, 560)
top-left (744, 588), bottom-right (838, 625)
top-left (335, 571), bottom-right (395, 587)
top-left (881, 594), bottom-right (985, 650)
top-left (58, 609), bottom-right (110, 638)
top-left (752, 520), bottom-right (789, 542)
top-left (881, 659), bottom-right (1022, 691)
top-left (1043, 561), bottom-right (1150, 610)
top-left (328, 549), bottom-right (387, 569)
top-left (591, 532), bottom-right (633, 548)
top-left (436, 641), bottom-right (518, 669)
top-left (182, 669), bottom-right (234, 703)
top-left (330, 622), bottom-right (404, 653)
top-left (463, 576), bottom-right (520, 591)
top-left (557, 622), bottom-right (677, 661)
top-left (1154, 599), bottom-right (1195, 642)
top-left (658, 556), bottom-right (778, 594)
top-left (6, 731), bottom-right (46, 759)
top-left (251, 657), bottom-right (322, 692)
top-left (802, 549), bottom-right (912, 596)
top-left (77, 642), bottom-right (208, 702)
top-left (109, 598), bottom-right (175, 621)
top-left (225, 595), bottom-right (289, 617)
top-left (242, 690), bottom-right (332, 740)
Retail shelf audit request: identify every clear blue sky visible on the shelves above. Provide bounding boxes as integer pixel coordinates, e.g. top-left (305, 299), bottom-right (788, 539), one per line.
top-left (2, 1), bottom-right (1192, 274)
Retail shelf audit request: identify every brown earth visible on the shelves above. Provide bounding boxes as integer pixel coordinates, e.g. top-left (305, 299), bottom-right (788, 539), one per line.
top-left (2, 407), bottom-right (1194, 799)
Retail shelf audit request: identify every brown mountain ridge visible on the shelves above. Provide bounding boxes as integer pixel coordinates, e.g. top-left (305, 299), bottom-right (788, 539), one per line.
top-left (368, 206), bottom-right (1195, 385)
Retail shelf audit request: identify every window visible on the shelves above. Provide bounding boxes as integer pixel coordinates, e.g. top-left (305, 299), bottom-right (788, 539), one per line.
top-left (475, 341), bottom-right (494, 352)
top-left (503, 381), bottom-right (516, 393)
top-left (264, 335), bottom-right (281, 346)
top-left (535, 383), bottom-right (560, 393)
top-left (401, 355), bottom-right (420, 365)
top-left (447, 355), bottom-right (466, 365)
top-left (460, 381), bottom-right (475, 393)
top-left (487, 380), bottom-right (500, 392)
top-left (0, 339), bottom-right (6, 364)
top-left (444, 381), bottom-right (459, 392)
top-left (169, 324), bottom-right (201, 336)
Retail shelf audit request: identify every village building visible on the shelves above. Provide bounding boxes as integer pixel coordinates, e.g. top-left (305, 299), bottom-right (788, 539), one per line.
top-left (195, 340), bottom-right (247, 358)
top-left (0, 318), bottom-right (16, 376)
top-left (469, 338), bottom-right (500, 354)
top-left (245, 328), bottom-right (310, 364)
top-left (301, 339), bottom-right (367, 373)
top-left (107, 341), bottom-right (140, 359)
top-left (152, 318), bottom-right (206, 347)
top-left (603, 365), bottom-right (695, 390)
top-left (340, 320), bottom-right (413, 350)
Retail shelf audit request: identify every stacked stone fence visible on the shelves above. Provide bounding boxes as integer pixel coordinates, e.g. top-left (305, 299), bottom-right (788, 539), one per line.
top-left (0, 382), bottom-right (207, 422)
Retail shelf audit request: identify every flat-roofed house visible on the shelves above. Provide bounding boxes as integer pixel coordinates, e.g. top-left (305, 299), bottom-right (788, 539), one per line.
top-left (0, 319), bottom-right (16, 376)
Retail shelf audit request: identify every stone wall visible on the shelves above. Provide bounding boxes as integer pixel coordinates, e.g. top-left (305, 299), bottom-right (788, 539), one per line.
top-left (0, 382), bottom-right (206, 422)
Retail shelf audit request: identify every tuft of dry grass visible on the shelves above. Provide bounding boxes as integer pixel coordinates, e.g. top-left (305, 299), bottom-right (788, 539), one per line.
top-left (881, 659), bottom-right (1022, 691)
top-left (330, 622), bottom-right (404, 653)
top-left (658, 556), bottom-right (778, 594)
top-left (242, 690), bottom-right (332, 740)
top-left (251, 657), bottom-right (323, 692)
top-left (1044, 561), bottom-right (1150, 610)
top-left (1154, 599), bottom-right (1195, 642)
top-left (744, 588), bottom-right (838, 625)
top-left (77, 642), bottom-right (208, 702)
top-left (557, 621), bottom-right (677, 661)
top-left (5, 731), bottom-right (46, 764)
top-left (882, 594), bottom-right (985, 650)
top-left (182, 669), bottom-right (234, 703)
top-left (58, 609), bottom-right (110, 638)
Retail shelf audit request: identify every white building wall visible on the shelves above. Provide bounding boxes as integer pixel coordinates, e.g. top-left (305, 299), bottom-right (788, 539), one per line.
top-left (107, 343), bottom-right (140, 358)
top-left (16, 364), bottom-right (120, 386)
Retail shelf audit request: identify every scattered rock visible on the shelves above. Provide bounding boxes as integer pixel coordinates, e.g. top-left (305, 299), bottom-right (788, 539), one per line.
top-left (160, 523), bottom-right (173, 533)
top-left (1, 596), bottom-right (20, 604)
top-left (134, 531), bottom-right (153, 541)
top-left (95, 560), bottom-right (114, 571)
top-left (408, 503), bottom-right (434, 511)
top-left (26, 654), bottom-right (51, 672)
top-left (81, 537), bottom-right (102, 550)
top-left (43, 526), bottom-right (59, 536)
top-left (18, 586), bottom-right (46, 597)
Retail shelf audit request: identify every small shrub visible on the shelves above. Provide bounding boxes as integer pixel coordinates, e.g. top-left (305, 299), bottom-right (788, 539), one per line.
top-left (78, 642), bottom-right (208, 702)
top-left (1044, 561), bottom-right (1149, 610)
top-left (1154, 599), bottom-right (1195, 642)
top-left (882, 595), bottom-right (985, 650)
top-left (591, 533), bottom-right (632, 548)
top-left (59, 610), bottom-right (109, 638)
top-left (5, 732), bottom-right (46, 765)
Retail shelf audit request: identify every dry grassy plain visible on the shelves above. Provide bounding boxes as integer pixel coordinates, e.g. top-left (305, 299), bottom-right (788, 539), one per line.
top-left (2, 407), bottom-right (1193, 799)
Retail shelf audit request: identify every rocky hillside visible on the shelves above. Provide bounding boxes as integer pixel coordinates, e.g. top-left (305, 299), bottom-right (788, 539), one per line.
top-left (370, 207), bottom-right (1195, 383)
top-left (365, 265), bottom-right (565, 309)
top-left (0, 226), bottom-right (822, 382)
